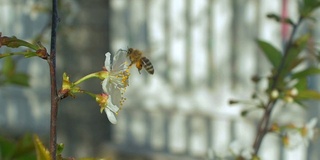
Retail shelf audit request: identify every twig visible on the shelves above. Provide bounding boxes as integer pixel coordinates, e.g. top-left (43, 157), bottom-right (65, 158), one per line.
top-left (48, 0), bottom-right (59, 159)
top-left (252, 17), bottom-right (303, 155)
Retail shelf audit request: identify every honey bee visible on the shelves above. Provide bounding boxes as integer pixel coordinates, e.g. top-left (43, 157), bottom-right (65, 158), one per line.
top-left (126, 48), bottom-right (154, 75)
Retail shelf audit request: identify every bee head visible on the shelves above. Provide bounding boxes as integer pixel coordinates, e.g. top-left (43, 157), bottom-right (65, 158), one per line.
top-left (128, 48), bottom-right (134, 54)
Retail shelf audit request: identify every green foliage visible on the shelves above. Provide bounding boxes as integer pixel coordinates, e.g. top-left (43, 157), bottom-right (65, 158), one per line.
top-left (0, 57), bottom-right (29, 86)
top-left (299, 0), bottom-right (320, 18)
top-left (234, 1), bottom-right (320, 134)
top-left (296, 90), bottom-right (320, 100)
top-left (294, 77), bottom-right (307, 91)
top-left (273, 34), bottom-right (311, 90)
top-left (2, 56), bottom-right (15, 75)
top-left (292, 67), bottom-right (320, 79)
top-left (256, 40), bottom-right (282, 68)
top-left (257, 33), bottom-right (320, 103)
top-left (284, 34), bottom-right (310, 72)
top-left (33, 135), bottom-right (51, 160)
top-left (0, 33), bottom-right (48, 59)
top-left (0, 134), bottom-right (113, 160)
top-left (0, 134), bottom-right (36, 160)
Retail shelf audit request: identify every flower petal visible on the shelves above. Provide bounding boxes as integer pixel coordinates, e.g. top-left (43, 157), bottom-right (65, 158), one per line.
top-left (110, 88), bottom-right (122, 107)
top-left (307, 118), bottom-right (318, 128)
top-left (104, 52), bottom-right (112, 71)
top-left (107, 95), bottom-right (120, 113)
top-left (102, 78), bottom-right (109, 93)
top-left (105, 109), bottom-right (117, 124)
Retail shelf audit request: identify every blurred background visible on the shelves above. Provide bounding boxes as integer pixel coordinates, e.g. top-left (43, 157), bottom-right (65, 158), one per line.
top-left (0, 0), bottom-right (320, 159)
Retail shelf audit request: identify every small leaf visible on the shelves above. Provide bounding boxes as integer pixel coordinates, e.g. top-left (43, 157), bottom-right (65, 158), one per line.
top-left (24, 51), bottom-right (38, 58)
top-left (296, 90), bottom-right (320, 100)
top-left (33, 135), bottom-right (51, 160)
top-left (292, 67), bottom-right (320, 79)
top-left (290, 58), bottom-right (305, 71)
top-left (267, 13), bottom-right (281, 21)
top-left (299, 0), bottom-right (320, 17)
top-left (8, 73), bottom-right (30, 86)
top-left (2, 57), bottom-right (15, 76)
top-left (241, 110), bottom-right (248, 116)
top-left (284, 34), bottom-right (310, 72)
top-left (14, 134), bottom-right (36, 159)
top-left (294, 77), bottom-right (308, 91)
top-left (293, 34), bottom-right (310, 47)
top-left (79, 158), bottom-right (113, 160)
top-left (306, 16), bottom-right (317, 22)
top-left (0, 136), bottom-right (16, 159)
top-left (56, 143), bottom-right (64, 155)
top-left (257, 40), bottom-right (283, 68)
top-left (284, 18), bottom-right (295, 26)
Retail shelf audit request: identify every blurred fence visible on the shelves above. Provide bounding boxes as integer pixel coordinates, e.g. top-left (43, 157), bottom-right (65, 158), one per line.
top-left (110, 0), bottom-right (320, 160)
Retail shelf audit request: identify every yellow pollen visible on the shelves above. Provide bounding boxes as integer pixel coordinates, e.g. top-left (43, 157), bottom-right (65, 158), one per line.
top-left (283, 135), bottom-right (289, 146)
top-left (301, 127), bottom-right (308, 137)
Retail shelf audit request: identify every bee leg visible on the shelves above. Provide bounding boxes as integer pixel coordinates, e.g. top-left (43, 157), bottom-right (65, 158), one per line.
top-left (136, 61), bottom-right (143, 74)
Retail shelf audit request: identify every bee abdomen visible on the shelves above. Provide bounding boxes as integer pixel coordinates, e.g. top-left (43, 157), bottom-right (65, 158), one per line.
top-left (141, 57), bottom-right (154, 74)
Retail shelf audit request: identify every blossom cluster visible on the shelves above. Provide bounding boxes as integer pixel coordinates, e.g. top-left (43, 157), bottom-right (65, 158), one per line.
top-left (271, 118), bottom-right (318, 148)
top-left (60, 50), bottom-right (132, 124)
top-left (100, 51), bottom-right (130, 124)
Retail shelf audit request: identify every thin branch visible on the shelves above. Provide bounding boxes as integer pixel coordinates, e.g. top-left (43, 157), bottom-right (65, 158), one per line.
top-left (49, 0), bottom-right (59, 159)
top-left (252, 17), bottom-right (304, 155)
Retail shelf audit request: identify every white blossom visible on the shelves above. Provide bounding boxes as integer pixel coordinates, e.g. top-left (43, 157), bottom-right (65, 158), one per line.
top-left (101, 51), bottom-right (130, 124)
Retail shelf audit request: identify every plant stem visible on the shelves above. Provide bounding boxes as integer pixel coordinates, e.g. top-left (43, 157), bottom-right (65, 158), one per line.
top-left (49, 0), bottom-right (59, 159)
top-left (252, 17), bottom-right (303, 155)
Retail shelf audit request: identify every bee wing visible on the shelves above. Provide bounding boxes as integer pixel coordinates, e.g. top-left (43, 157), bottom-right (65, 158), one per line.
top-left (112, 50), bottom-right (128, 71)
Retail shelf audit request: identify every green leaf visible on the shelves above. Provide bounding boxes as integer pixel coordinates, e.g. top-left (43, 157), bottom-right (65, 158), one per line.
top-left (299, 0), bottom-right (320, 17)
top-left (79, 158), bottom-right (112, 160)
top-left (56, 143), bottom-right (64, 155)
top-left (287, 58), bottom-right (304, 71)
top-left (2, 57), bottom-right (15, 76)
top-left (24, 51), bottom-right (38, 58)
top-left (306, 16), bottom-right (317, 22)
top-left (294, 77), bottom-right (308, 91)
top-left (0, 134), bottom-right (37, 160)
top-left (0, 136), bottom-right (16, 159)
top-left (284, 34), bottom-right (310, 71)
top-left (296, 90), bottom-right (320, 100)
top-left (257, 40), bottom-right (283, 68)
top-left (33, 135), bottom-right (51, 160)
top-left (292, 67), bottom-right (320, 79)
top-left (293, 34), bottom-right (310, 47)
top-left (267, 13), bottom-right (281, 21)
top-left (8, 73), bottom-right (30, 86)
top-left (14, 134), bottom-right (36, 160)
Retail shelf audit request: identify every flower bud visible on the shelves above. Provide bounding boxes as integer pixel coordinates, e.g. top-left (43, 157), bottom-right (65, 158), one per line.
top-left (289, 88), bottom-right (298, 97)
top-left (270, 89), bottom-right (279, 99)
top-left (284, 96), bottom-right (293, 103)
top-left (229, 100), bottom-right (239, 105)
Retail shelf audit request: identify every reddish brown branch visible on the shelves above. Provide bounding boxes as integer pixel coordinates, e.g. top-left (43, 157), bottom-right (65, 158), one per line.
top-left (49, 0), bottom-right (59, 159)
top-left (252, 17), bottom-right (303, 155)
